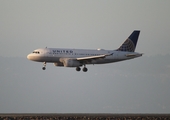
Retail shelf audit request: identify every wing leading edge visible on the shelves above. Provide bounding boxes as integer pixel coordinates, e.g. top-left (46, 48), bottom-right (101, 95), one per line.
top-left (77, 53), bottom-right (113, 61)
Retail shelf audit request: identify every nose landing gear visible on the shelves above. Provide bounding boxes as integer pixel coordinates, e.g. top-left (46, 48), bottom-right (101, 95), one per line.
top-left (42, 62), bottom-right (46, 70)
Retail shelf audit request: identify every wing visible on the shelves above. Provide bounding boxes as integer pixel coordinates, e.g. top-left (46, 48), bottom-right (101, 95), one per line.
top-left (77, 53), bottom-right (113, 64)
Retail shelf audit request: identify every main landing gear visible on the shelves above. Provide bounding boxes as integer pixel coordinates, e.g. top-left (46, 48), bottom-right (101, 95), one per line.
top-left (76, 65), bottom-right (88, 72)
top-left (82, 67), bottom-right (88, 72)
top-left (42, 62), bottom-right (46, 70)
top-left (76, 67), bottom-right (81, 71)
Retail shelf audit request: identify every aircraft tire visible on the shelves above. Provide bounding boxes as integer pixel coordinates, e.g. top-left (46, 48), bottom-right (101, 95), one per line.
top-left (42, 67), bottom-right (46, 70)
top-left (76, 67), bottom-right (81, 71)
top-left (83, 67), bottom-right (88, 72)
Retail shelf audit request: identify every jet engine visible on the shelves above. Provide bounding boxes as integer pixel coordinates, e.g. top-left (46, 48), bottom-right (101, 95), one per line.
top-left (53, 62), bottom-right (64, 66)
top-left (60, 58), bottom-right (81, 67)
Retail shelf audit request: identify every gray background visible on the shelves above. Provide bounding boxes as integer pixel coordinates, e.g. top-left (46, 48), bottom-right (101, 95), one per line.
top-left (0, 0), bottom-right (170, 113)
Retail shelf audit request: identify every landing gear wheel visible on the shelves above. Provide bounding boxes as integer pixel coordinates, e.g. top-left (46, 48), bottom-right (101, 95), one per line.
top-left (42, 62), bottom-right (46, 70)
top-left (42, 67), bottom-right (46, 70)
top-left (83, 67), bottom-right (88, 72)
top-left (76, 67), bottom-right (81, 71)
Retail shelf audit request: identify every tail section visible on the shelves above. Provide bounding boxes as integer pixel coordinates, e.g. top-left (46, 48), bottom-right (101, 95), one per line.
top-left (117, 30), bottom-right (140, 52)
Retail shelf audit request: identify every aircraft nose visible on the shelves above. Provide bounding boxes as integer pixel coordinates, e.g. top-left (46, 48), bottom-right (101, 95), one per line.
top-left (27, 54), bottom-right (31, 60)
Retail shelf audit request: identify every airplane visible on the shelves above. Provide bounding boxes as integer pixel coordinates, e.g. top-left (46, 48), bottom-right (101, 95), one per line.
top-left (27, 30), bottom-right (143, 72)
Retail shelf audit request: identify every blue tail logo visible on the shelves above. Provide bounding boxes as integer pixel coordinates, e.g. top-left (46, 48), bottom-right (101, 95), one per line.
top-left (117, 31), bottom-right (140, 52)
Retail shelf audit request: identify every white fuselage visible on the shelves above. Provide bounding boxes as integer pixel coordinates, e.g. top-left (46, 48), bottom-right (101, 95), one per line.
top-left (27, 30), bottom-right (142, 72)
top-left (27, 48), bottom-right (142, 65)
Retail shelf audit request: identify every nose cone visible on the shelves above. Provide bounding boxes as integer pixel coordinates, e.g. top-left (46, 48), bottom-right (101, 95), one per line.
top-left (27, 53), bottom-right (42, 62)
top-left (27, 54), bottom-right (31, 60)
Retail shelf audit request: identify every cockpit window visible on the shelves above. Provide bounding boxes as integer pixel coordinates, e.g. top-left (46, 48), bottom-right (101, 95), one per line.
top-left (33, 51), bottom-right (40, 54)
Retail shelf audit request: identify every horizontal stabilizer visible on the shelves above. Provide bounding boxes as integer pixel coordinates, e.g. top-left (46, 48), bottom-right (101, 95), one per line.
top-left (126, 53), bottom-right (143, 57)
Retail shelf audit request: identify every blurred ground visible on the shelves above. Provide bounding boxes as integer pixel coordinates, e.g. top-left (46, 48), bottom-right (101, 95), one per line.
top-left (0, 113), bottom-right (170, 120)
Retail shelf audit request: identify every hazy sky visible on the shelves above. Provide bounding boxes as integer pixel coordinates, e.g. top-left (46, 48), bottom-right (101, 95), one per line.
top-left (0, 0), bottom-right (170, 57)
top-left (0, 0), bottom-right (170, 113)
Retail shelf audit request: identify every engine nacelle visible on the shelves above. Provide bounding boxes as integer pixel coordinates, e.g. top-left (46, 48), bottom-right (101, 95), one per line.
top-left (60, 58), bottom-right (81, 67)
top-left (53, 62), bottom-right (64, 66)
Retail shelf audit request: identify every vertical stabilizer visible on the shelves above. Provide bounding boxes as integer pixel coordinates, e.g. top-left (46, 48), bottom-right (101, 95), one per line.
top-left (117, 30), bottom-right (140, 52)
